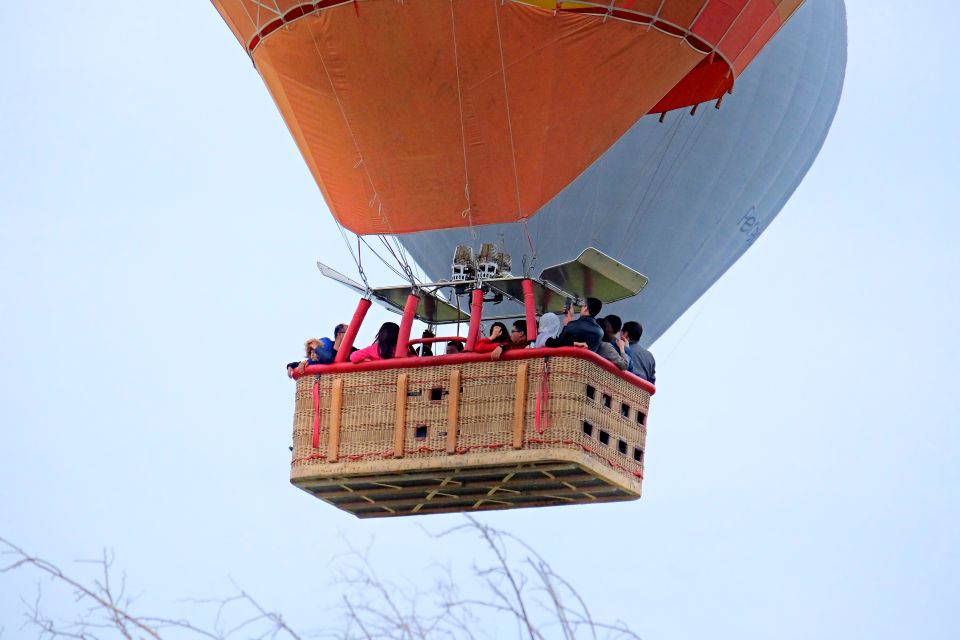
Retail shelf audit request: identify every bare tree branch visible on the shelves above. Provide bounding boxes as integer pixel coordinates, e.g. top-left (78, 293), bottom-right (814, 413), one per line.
top-left (2, 519), bottom-right (642, 640)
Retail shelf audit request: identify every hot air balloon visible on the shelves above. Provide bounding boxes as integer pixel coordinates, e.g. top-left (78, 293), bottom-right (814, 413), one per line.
top-left (211, 0), bottom-right (844, 518)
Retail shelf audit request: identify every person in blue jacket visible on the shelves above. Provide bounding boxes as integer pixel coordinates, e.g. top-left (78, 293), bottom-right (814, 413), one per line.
top-left (545, 297), bottom-right (604, 352)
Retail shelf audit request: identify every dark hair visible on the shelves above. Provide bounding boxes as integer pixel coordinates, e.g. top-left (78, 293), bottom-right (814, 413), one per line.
top-left (585, 297), bottom-right (603, 317)
top-left (605, 314), bottom-right (622, 334)
top-left (597, 317), bottom-right (616, 343)
top-left (512, 319), bottom-right (527, 334)
top-left (446, 340), bottom-right (463, 353)
top-left (622, 320), bottom-right (643, 343)
top-left (376, 322), bottom-right (400, 359)
top-left (489, 322), bottom-right (511, 343)
top-left (334, 323), bottom-right (348, 337)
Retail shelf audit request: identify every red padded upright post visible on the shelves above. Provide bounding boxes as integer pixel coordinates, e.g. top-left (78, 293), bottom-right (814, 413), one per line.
top-left (522, 278), bottom-right (537, 344)
top-left (465, 288), bottom-right (484, 351)
top-left (335, 297), bottom-right (372, 363)
top-left (394, 293), bottom-right (420, 358)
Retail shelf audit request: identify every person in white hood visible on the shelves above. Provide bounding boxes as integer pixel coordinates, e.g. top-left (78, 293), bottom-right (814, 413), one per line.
top-left (532, 313), bottom-right (562, 348)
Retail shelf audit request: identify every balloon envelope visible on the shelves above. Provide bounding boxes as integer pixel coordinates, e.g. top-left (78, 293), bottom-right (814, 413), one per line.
top-left (399, 0), bottom-right (848, 346)
top-left (212, 0), bottom-right (807, 234)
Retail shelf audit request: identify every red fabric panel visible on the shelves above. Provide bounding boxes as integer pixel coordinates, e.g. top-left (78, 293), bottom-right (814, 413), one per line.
top-left (717, 0), bottom-right (781, 71)
top-left (614, 0), bottom-right (662, 12)
top-left (730, 4), bottom-right (784, 73)
top-left (651, 56), bottom-right (732, 113)
top-left (690, 0), bottom-right (748, 44)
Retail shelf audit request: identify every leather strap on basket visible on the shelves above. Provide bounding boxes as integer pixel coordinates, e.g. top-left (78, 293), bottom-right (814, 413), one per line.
top-left (311, 377), bottom-right (321, 448)
top-left (535, 358), bottom-right (551, 434)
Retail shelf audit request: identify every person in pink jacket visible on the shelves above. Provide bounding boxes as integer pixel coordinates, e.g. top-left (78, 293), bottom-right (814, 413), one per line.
top-left (349, 322), bottom-right (400, 363)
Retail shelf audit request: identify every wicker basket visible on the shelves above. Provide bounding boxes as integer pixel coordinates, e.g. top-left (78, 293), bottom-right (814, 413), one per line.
top-left (291, 353), bottom-right (651, 518)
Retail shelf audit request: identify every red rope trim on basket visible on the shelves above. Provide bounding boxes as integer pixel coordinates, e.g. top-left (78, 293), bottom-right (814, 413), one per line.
top-left (293, 442), bottom-right (532, 465)
top-left (291, 453), bottom-right (328, 465)
top-left (311, 379), bottom-right (321, 448)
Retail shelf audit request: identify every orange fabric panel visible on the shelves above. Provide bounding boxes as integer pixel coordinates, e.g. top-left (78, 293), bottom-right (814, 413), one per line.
top-left (490, 5), bottom-right (703, 220)
top-left (237, 1), bottom-right (705, 234)
top-left (212, 0), bottom-right (805, 234)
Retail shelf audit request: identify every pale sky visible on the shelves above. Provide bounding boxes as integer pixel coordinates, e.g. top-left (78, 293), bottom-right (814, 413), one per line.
top-left (2, 2), bottom-right (959, 638)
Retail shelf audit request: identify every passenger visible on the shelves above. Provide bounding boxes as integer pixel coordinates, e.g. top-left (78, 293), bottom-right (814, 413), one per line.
top-left (287, 338), bottom-right (321, 378)
top-left (473, 322), bottom-right (511, 353)
top-left (622, 320), bottom-right (656, 384)
top-left (473, 321), bottom-right (513, 361)
top-left (605, 314), bottom-right (623, 336)
top-left (603, 314), bottom-right (633, 368)
top-left (509, 320), bottom-right (528, 348)
top-left (545, 297), bottom-right (604, 352)
top-left (604, 314), bottom-right (634, 365)
top-left (445, 340), bottom-right (464, 354)
top-left (532, 312), bottom-right (562, 348)
top-left (349, 322), bottom-right (400, 363)
top-left (595, 317), bottom-right (628, 370)
top-left (286, 323), bottom-right (352, 377)
top-left (312, 338), bottom-right (336, 364)
top-left (330, 323), bottom-right (355, 360)
top-left (417, 329), bottom-right (435, 356)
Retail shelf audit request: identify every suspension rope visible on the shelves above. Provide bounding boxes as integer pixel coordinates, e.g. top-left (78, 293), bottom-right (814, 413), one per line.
top-left (388, 234), bottom-right (419, 285)
top-left (373, 234), bottom-right (416, 286)
top-left (617, 112), bottom-right (687, 254)
top-left (521, 218), bottom-right (537, 275)
top-left (618, 34), bottom-right (720, 257)
top-left (361, 236), bottom-right (410, 282)
top-left (237, 0), bottom-right (268, 33)
top-left (304, 16), bottom-right (425, 289)
top-left (493, 1), bottom-right (524, 221)
top-left (304, 19), bottom-right (388, 233)
top-left (574, 153), bottom-right (603, 248)
top-left (449, 0), bottom-right (478, 243)
top-left (333, 218), bottom-right (370, 291)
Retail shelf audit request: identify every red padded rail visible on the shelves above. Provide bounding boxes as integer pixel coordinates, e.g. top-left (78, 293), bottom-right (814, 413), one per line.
top-left (294, 347), bottom-right (656, 395)
top-left (406, 336), bottom-right (467, 346)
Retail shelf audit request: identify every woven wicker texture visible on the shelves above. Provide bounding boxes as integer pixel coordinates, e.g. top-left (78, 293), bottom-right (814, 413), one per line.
top-left (291, 355), bottom-right (649, 517)
top-left (299, 459), bottom-right (638, 518)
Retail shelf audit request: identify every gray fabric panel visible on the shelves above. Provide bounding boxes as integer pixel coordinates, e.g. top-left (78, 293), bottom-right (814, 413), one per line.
top-left (398, 0), bottom-right (848, 348)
